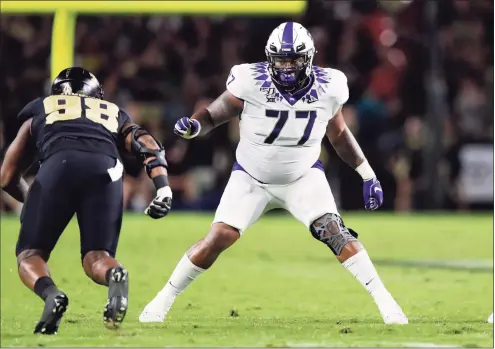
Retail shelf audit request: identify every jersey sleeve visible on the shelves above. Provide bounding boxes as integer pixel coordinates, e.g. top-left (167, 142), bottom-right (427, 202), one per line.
top-left (329, 69), bottom-right (349, 116)
top-left (333, 70), bottom-right (349, 106)
top-left (225, 64), bottom-right (248, 100)
top-left (17, 98), bottom-right (43, 124)
top-left (117, 109), bottom-right (133, 131)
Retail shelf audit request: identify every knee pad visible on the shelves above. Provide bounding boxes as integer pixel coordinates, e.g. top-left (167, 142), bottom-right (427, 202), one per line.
top-left (310, 213), bottom-right (358, 255)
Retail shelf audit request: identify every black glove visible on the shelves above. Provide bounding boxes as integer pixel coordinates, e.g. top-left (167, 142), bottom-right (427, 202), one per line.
top-left (145, 186), bottom-right (172, 219)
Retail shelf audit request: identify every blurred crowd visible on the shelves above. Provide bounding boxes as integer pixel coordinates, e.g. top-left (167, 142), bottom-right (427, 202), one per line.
top-left (1, 0), bottom-right (493, 214)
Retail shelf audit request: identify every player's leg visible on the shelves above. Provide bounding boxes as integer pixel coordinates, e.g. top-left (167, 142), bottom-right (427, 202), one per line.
top-left (16, 152), bottom-right (77, 334)
top-left (139, 170), bottom-right (271, 322)
top-left (76, 153), bottom-right (127, 328)
top-left (284, 167), bottom-right (407, 324)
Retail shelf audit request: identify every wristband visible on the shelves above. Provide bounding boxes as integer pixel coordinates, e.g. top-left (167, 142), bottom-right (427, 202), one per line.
top-left (156, 186), bottom-right (173, 200)
top-left (355, 161), bottom-right (376, 180)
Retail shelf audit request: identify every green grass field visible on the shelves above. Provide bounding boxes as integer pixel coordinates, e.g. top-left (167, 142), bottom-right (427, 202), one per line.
top-left (1, 212), bottom-right (493, 347)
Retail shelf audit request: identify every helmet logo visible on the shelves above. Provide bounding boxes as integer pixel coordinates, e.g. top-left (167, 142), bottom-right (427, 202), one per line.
top-left (65, 68), bottom-right (71, 78)
top-left (296, 43), bottom-right (306, 52)
top-left (63, 84), bottom-right (72, 94)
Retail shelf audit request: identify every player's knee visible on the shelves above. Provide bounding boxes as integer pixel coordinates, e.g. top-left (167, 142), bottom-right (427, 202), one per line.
top-left (82, 250), bottom-right (111, 276)
top-left (310, 213), bottom-right (359, 256)
top-left (16, 249), bottom-right (50, 267)
top-left (203, 223), bottom-right (240, 252)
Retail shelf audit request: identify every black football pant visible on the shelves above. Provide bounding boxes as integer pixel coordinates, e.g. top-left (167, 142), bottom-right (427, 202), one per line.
top-left (16, 150), bottom-right (123, 260)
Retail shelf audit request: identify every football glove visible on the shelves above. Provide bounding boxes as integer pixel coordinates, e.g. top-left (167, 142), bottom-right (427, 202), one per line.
top-left (174, 117), bottom-right (201, 139)
top-left (362, 177), bottom-right (384, 210)
top-left (145, 186), bottom-right (172, 219)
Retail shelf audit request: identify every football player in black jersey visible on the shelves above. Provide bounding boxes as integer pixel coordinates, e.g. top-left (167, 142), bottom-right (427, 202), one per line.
top-left (0, 67), bottom-right (172, 334)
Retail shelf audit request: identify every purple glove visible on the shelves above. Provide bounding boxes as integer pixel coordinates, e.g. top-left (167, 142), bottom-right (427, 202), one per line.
top-left (363, 177), bottom-right (383, 210)
top-left (174, 117), bottom-right (200, 139)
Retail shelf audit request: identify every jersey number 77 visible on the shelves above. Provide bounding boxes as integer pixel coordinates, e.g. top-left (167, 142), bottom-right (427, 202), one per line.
top-left (264, 109), bottom-right (317, 146)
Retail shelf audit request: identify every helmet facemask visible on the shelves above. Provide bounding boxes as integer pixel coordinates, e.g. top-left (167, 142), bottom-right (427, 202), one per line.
top-left (266, 47), bottom-right (315, 90)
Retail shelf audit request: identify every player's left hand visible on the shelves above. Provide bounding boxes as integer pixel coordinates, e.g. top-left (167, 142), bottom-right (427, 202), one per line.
top-left (363, 178), bottom-right (383, 210)
top-left (145, 186), bottom-right (173, 219)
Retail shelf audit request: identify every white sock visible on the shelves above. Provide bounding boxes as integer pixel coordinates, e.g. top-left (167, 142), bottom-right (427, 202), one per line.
top-left (159, 254), bottom-right (205, 298)
top-left (342, 249), bottom-right (390, 302)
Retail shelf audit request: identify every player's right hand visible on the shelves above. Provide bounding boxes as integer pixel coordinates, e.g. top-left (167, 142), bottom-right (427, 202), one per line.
top-left (174, 117), bottom-right (200, 139)
top-left (145, 186), bottom-right (172, 219)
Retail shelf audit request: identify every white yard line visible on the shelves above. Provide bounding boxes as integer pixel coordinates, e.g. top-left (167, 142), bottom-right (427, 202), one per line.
top-left (373, 259), bottom-right (493, 272)
top-left (287, 341), bottom-right (459, 348)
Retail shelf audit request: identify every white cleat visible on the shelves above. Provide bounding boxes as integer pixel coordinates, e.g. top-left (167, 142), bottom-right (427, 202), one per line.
top-left (383, 312), bottom-right (409, 325)
top-left (488, 313), bottom-right (493, 324)
top-left (377, 293), bottom-right (408, 325)
top-left (139, 310), bottom-right (165, 323)
top-left (138, 293), bottom-right (175, 323)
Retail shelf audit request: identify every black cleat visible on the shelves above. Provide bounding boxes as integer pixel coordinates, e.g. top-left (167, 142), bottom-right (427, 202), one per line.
top-left (33, 292), bottom-right (69, 335)
top-left (103, 267), bottom-right (128, 329)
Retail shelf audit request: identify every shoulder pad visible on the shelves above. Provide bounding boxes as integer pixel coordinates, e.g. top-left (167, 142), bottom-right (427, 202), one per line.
top-left (313, 67), bottom-right (349, 105)
top-left (226, 63), bottom-right (270, 101)
top-left (17, 98), bottom-right (43, 124)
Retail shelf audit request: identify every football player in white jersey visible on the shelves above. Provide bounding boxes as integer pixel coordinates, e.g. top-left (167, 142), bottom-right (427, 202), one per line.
top-left (140, 22), bottom-right (408, 325)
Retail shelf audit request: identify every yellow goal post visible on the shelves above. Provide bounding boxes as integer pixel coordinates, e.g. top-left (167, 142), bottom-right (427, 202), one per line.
top-left (2, 0), bottom-right (306, 81)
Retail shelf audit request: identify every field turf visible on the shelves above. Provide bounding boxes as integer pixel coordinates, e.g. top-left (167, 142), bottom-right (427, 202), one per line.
top-left (1, 212), bottom-right (493, 347)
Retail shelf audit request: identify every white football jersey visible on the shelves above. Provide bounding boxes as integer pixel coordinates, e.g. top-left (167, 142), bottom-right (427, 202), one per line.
top-left (226, 62), bottom-right (349, 185)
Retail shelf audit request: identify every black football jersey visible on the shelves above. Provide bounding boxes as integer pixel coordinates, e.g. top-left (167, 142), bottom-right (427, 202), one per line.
top-left (17, 95), bottom-right (132, 160)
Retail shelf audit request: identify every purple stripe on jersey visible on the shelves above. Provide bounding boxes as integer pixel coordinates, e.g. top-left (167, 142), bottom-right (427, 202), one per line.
top-left (232, 161), bottom-right (267, 184)
top-left (232, 161), bottom-right (247, 173)
top-left (277, 74), bottom-right (314, 106)
top-left (312, 160), bottom-right (324, 172)
top-left (281, 22), bottom-right (294, 51)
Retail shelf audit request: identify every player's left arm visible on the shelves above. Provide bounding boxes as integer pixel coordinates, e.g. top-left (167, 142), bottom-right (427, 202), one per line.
top-left (120, 122), bottom-right (172, 219)
top-left (0, 119), bottom-right (33, 203)
top-left (326, 107), bottom-right (367, 170)
top-left (326, 107), bottom-right (384, 210)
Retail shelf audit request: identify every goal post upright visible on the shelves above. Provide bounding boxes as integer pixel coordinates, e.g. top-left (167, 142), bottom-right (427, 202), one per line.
top-left (50, 9), bottom-right (76, 81)
top-left (1, 0), bottom-right (306, 81)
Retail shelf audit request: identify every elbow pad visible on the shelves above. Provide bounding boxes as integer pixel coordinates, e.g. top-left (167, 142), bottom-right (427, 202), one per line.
top-left (122, 125), bottom-right (168, 176)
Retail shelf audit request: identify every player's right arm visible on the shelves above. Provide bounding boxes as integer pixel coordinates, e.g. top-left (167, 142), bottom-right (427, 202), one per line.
top-left (174, 66), bottom-right (245, 139)
top-left (120, 122), bottom-right (172, 219)
top-left (0, 119), bottom-right (32, 203)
